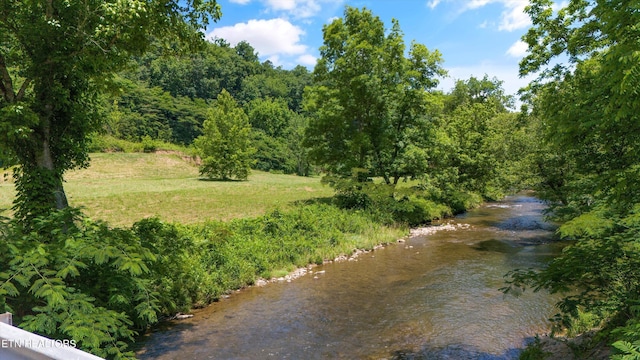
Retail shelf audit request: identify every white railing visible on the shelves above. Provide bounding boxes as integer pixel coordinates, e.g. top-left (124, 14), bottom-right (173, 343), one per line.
top-left (0, 312), bottom-right (104, 360)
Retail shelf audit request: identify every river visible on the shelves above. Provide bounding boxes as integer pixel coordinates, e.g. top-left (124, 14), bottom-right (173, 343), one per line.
top-left (138, 194), bottom-right (561, 359)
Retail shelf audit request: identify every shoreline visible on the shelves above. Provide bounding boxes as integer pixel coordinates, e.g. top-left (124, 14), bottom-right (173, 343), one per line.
top-left (172, 220), bottom-right (472, 318)
top-left (240, 221), bottom-right (470, 287)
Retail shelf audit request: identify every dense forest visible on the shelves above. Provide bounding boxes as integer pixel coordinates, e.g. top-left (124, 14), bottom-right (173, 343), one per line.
top-left (0, 0), bottom-right (639, 359)
top-left (97, 38), bottom-right (315, 176)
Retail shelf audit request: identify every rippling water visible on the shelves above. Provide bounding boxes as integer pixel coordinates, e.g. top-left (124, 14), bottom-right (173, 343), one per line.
top-left (138, 195), bottom-right (561, 359)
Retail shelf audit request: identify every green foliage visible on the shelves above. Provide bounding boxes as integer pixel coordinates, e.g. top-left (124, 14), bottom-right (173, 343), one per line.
top-left (132, 218), bottom-right (216, 309)
top-left (519, 336), bottom-right (551, 360)
top-left (507, 0), bottom-right (640, 352)
top-left (0, 209), bottom-right (224, 358)
top-left (304, 6), bottom-right (446, 185)
top-left (324, 171), bottom-right (453, 226)
top-left (89, 135), bottom-right (143, 153)
top-left (0, 209), bottom-right (156, 358)
top-left (565, 310), bottom-right (603, 338)
top-left (251, 130), bottom-right (297, 174)
top-left (194, 90), bottom-right (256, 180)
top-left (248, 97), bottom-right (293, 138)
top-left (88, 134), bottom-right (190, 154)
top-left (504, 207), bottom-right (640, 346)
top-left (109, 39), bottom-right (313, 174)
top-left (612, 341), bottom-right (640, 360)
top-left (425, 76), bottom-right (530, 200)
top-left (141, 135), bottom-right (157, 153)
top-left (0, 0), bottom-right (221, 221)
top-left (194, 203), bottom-right (406, 287)
top-left (613, 313), bottom-right (640, 360)
top-left (95, 30), bottom-right (313, 179)
top-left (103, 79), bottom-right (209, 145)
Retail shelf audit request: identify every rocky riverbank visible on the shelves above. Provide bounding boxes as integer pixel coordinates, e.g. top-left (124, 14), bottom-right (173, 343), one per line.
top-left (527, 331), bottom-right (611, 359)
top-left (251, 221), bottom-right (472, 287)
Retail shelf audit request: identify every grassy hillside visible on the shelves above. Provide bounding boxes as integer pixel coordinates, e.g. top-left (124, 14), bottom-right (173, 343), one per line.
top-left (0, 152), bottom-right (334, 227)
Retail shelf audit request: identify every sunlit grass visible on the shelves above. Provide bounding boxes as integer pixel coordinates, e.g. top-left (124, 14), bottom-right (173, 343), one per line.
top-left (0, 153), bottom-right (334, 227)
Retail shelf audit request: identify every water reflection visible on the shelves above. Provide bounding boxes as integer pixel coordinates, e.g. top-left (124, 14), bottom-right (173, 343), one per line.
top-left (138, 195), bottom-right (560, 359)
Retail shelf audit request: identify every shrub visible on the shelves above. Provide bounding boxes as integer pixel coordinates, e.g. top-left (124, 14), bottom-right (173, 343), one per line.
top-left (392, 197), bottom-right (452, 226)
top-left (0, 209), bottom-right (157, 359)
top-left (88, 134), bottom-right (143, 153)
top-left (0, 201), bottom-right (411, 358)
top-left (141, 135), bottom-right (157, 153)
top-left (445, 190), bottom-right (483, 214)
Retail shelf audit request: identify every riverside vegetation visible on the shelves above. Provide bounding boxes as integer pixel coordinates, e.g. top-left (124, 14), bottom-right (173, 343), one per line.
top-left (0, 150), bottom-right (472, 359)
top-left (1, 2), bottom-right (639, 359)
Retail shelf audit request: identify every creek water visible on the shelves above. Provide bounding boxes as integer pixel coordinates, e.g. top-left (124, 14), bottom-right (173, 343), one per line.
top-left (138, 194), bottom-right (562, 359)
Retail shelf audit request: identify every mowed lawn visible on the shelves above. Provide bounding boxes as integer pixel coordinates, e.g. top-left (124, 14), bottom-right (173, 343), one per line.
top-left (0, 153), bottom-right (334, 227)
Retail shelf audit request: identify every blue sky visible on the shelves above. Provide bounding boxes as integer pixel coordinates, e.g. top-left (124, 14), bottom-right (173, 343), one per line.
top-left (206, 0), bottom-right (541, 96)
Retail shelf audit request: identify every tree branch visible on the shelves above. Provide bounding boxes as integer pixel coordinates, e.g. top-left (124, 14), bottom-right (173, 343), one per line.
top-left (0, 53), bottom-right (16, 103)
top-left (16, 78), bottom-right (32, 102)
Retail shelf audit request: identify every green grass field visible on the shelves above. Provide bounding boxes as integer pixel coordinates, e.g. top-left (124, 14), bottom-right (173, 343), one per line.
top-left (0, 153), bottom-right (334, 227)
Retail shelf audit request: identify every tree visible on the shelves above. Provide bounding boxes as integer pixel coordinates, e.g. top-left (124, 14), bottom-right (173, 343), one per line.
top-left (248, 97), bottom-right (293, 138)
top-left (504, 0), bottom-right (640, 352)
top-left (304, 6), bottom-right (446, 185)
top-left (431, 76), bottom-right (520, 199)
top-left (519, 0), bottom-right (640, 229)
top-left (0, 0), bottom-right (221, 223)
top-left (287, 114), bottom-right (312, 176)
top-left (195, 89), bottom-right (255, 180)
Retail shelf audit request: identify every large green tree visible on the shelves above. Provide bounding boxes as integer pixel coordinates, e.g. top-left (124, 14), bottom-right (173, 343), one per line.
top-left (195, 89), bottom-right (255, 180)
top-left (304, 6), bottom-right (446, 185)
top-left (0, 0), bottom-right (221, 223)
top-left (431, 76), bottom-right (519, 198)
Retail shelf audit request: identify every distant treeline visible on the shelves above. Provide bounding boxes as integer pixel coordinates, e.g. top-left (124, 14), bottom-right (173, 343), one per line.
top-left (100, 39), bottom-right (313, 175)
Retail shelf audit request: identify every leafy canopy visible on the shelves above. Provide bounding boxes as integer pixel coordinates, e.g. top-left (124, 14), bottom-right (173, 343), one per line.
top-left (505, 1), bottom-right (640, 354)
top-left (304, 6), bottom-right (446, 185)
top-left (195, 89), bottom-right (255, 181)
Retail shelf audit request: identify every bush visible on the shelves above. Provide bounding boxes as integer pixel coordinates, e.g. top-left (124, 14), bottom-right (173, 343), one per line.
top-left (392, 196), bottom-right (452, 226)
top-left (141, 135), bottom-right (157, 153)
top-left (327, 174), bottom-right (455, 226)
top-left (133, 218), bottom-right (214, 310)
top-left (444, 190), bottom-right (483, 214)
top-left (88, 134), bottom-right (190, 154)
top-left (88, 134), bottom-right (144, 152)
top-left (0, 202), bottom-right (409, 358)
top-left (0, 210), bottom-right (221, 359)
top-left (0, 209), bottom-right (156, 359)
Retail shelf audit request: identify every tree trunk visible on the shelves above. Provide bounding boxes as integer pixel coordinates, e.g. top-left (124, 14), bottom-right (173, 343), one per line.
top-left (35, 135), bottom-right (69, 211)
top-left (13, 111), bottom-right (70, 224)
top-left (37, 106), bottom-right (69, 211)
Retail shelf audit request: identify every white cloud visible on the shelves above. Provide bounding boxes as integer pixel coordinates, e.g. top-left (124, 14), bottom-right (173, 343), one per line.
top-left (432, 0), bottom-right (531, 31)
top-left (427, 0), bottom-right (441, 9)
top-left (261, 0), bottom-right (342, 19)
top-left (207, 18), bottom-right (308, 57)
top-left (265, 0), bottom-right (297, 11)
top-left (506, 40), bottom-right (528, 57)
top-left (297, 54), bottom-right (318, 67)
top-left (229, 0), bottom-right (252, 4)
top-left (497, 0), bottom-right (531, 31)
top-left (465, 0), bottom-right (493, 10)
top-left (266, 55), bottom-right (282, 66)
